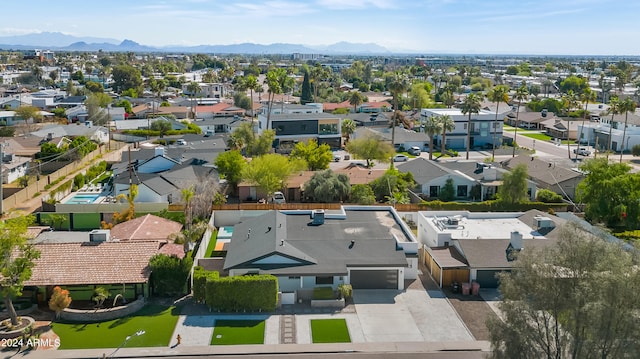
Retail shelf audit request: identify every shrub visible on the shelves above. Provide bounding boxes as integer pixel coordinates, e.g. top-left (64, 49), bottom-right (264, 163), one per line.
top-left (536, 189), bottom-right (563, 203)
top-left (337, 284), bottom-right (352, 300)
top-left (204, 272), bottom-right (278, 312)
top-left (92, 287), bottom-right (110, 307)
top-left (73, 173), bottom-right (85, 189)
top-left (193, 266), bottom-right (218, 303)
top-left (149, 254), bottom-right (193, 296)
top-left (313, 286), bottom-right (335, 300)
top-left (632, 144), bottom-right (640, 157)
top-left (49, 286), bottom-right (72, 319)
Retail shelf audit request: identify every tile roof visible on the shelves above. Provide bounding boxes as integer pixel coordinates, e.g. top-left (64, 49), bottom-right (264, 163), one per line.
top-left (26, 241), bottom-right (160, 286)
top-left (158, 242), bottom-right (186, 259)
top-left (110, 214), bottom-right (183, 241)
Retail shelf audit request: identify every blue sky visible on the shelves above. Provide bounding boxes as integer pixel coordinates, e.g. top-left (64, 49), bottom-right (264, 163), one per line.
top-left (2, 0), bottom-right (638, 55)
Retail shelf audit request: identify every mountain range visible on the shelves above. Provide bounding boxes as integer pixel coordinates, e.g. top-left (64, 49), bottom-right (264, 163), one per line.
top-left (0, 32), bottom-right (392, 54)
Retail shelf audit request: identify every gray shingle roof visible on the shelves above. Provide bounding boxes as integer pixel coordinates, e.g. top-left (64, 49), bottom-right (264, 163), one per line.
top-left (396, 158), bottom-right (450, 185)
top-left (502, 155), bottom-right (583, 185)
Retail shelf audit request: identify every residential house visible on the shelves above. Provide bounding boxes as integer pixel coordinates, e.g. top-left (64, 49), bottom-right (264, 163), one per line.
top-left (417, 210), bottom-right (565, 287)
top-left (501, 155), bottom-right (583, 200)
top-left (65, 105), bottom-right (88, 123)
top-left (350, 112), bottom-right (390, 128)
top-left (222, 206), bottom-right (419, 297)
top-left (31, 123), bottom-right (109, 144)
top-left (578, 110), bottom-right (640, 152)
top-left (182, 82), bottom-right (225, 99)
top-left (323, 100), bottom-right (392, 114)
top-left (504, 110), bottom-right (555, 130)
top-left (54, 95), bottom-right (87, 109)
top-left (110, 213), bottom-right (183, 242)
top-left (353, 126), bottom-right (428, 152)
top-left (154, 106), bottom-right (190, 120)
top-left (195, 103), bottom-right (245, 120)
top-left (397, 158), bottom-right (536, 201)
top-left (420, 105), bottom-right (510, 150)
top-left (542, 118), bottom-right (580, 140)
top-left (1, 153), bottom-right (30, 184)
top-left (258, 110), bottom-right (342, 150)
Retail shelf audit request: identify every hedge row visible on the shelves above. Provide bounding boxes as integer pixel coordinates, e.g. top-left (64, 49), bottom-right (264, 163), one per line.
top-left (419, 200), bottom-right (567, 212)
top-left (193, 266), bottom-right (278, 312)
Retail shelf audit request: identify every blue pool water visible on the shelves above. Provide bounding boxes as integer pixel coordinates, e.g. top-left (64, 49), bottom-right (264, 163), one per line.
top-left (64, 194), bottom-right (99, 204)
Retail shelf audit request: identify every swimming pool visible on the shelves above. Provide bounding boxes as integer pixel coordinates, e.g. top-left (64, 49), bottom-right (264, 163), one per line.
top-left (64, 194), bottom-right (100, 204)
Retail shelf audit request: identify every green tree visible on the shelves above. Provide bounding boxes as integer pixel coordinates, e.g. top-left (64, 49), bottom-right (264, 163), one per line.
top-left (341, 118), bottom-right (356, 144)
top-left (409, 82), bottom-right (433, 109)
top-left (618, 97), bottom-right (636, 162)
top-left (438, 178), bottom-right (456, 201)
top-left (423, 116), bottom-right (442, 160)
top-left (300, 70), bottom-right (313, 105)
top-left (461, 92), bottom-right (483, 160)
top-left (487, 223), bottom-right (640, 359)
top-left (632, 144), bottom-right (640, 157)
top-left (303, 170), bottom-right (351, 202)
top-left (559, 75), bottom-right (589, 94)
top-left (346, 134), bottom-right (395, 168)
top-left (111, 64), bottom-right (143, 94)
top-left (290, 139), bottom-right (333, 171)
top-left (0, 215), bottom-right (40, 326)
top-left (487, 85), bottom-right (510, 159)
top-left (438, 114), bottom-right (455, 155)
top-left (497, 164), bottom-right (529, 204)
top-left (577, 158), bottom-right (640, 228)
top-left (181, 187), bottom-right (195, 230)
top-left (113, 99), bottom-right (132, 114)
top-left (86, 93), bottom-right (112, 126)
top-left (15, 105), bottom-right (43, 134)
top-left (241, 154), bottom-right (305, 197)
top-left (512, 84), bottom-right (529, 157)
top-left (350, 184), bottom-right (376, 204)
top-left (264, 68), bottom-right (293, 130)
top-left (348, 91), bottom-right (364, 113)
top-left (84, 81), bottom-right (103, 93)
top-left (369, 168), bottom-right (415, 202)
top-left (214, 150), bottom-right (246, 191)
top-left (150, 118), bottom-right (172, 138)
top-left (536, 188), bottom-right (563, 203)
top-left (68, 136), bottom-right (97, 160)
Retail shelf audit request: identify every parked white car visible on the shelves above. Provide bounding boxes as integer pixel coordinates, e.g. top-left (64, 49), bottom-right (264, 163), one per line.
top-left (573, 147), bottom-right (591, 156)
top-left (272, 191), bottom-right (286, 204)
top-left (393, 154), bottom-right (409, 162)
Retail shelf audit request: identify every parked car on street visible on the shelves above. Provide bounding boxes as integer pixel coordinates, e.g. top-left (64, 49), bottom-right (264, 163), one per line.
top-left (393, 154), bottom-right (409, 162)
top-left (408, 146), bottom-right (421, 156)
top-left (573, 147), bottom-right (591, 156)
top-left (272, 191), bottom-right (286, 204)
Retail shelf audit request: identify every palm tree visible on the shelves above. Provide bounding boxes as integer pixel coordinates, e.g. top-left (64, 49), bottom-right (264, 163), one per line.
top-left (512, 84), bottom-right (529, 157)
top-left (181, 187), bottom-right (195, 230)
top-left (578, 89), bottom-right (597, 160)
top-left (460, 92), bottom-right (482, 160)
top-left (424, 115), bottom-right (442, 160)
top-left (388, 72), bottom-right (408, 151)
top-left (619, 98), bottom-right (637, 163)
top-left (348, 91), bottom-right (363, 113)
top-left (438, 115), bottom-right (455, 156)
top-left (341, 118), bottom-right (356, 145)
top-left (562, 90), bottom-right (580, 159)
top-left (441, 90), bottom-right (455, 108)
top-left (487, 85), bottom-right (510, 159)
top-left (186, 82), bottom-right (200, 119)
top-left (606, 96), bottom-right (621, 159)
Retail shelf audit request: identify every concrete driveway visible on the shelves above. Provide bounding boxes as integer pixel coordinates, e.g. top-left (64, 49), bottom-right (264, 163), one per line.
top-left (353, 288), bottom-right (474, 342)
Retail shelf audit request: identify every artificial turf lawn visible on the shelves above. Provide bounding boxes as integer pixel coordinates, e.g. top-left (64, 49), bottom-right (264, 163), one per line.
top-left (204, 230), bottom-right (218, 257)
top-left (51, 305), bottom-right (180, 349)
top-left (210, 320), bottom-right (265, 345)
top-left (310, 319), bottom-right (351, 343)
top-left (521, 132), bottom-right (553, 141)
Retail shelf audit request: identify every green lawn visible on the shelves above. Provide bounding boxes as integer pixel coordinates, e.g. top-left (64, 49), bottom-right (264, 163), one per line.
top-left (204, 230), bottom-right (218, 258)
top-left (396, 151), bottom-right (416, 158)
top-left (210, 320), bottom-right (265, 345)
top-left (310, 319), bottom-right (351, 343)
top-left (521, 133), bottom-right (553, 141)
top-left (52, 305), bottom-right (180, 349)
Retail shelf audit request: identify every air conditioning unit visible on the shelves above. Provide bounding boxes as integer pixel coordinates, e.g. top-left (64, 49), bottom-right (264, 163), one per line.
top-left (89, 229), bottom-right (111, 242)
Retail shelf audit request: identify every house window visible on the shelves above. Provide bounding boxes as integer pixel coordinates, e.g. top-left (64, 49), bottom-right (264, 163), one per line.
top-left (429, 186), bottom-right (439, 197)
top-left (318, 123), bottom-right (338, 135)
top-left (463, 124), bottom-right (467, 130)
top-left (315, 276), bottom-right (333, 285)
top-left (457, 185), bottom-right (468, 197)
top-left (288, 276), bottom-right (300, 280)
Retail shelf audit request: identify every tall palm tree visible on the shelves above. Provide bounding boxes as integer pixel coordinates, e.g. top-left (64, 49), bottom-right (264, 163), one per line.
top-left (619, 98), bottom-right (637, 163)
top-left (186, 82), bottom-right (200, 120)
top-left (181, 187), bottom-right (195, 230)
top-left (424, 115), bottom-right (442, 160)
top-left (348, 91), bottom-right (363, 113)
top-left (341, 118), bottom-right (356, 145)
top-left (439, 115), bottom-right (455, 156)
top-left (461, 92), bottom-right (482, 160)
top-left (606, 96), bottom-right (621, 159)
top-left (578, 89), bottom-right (597, 160)
top-left (388, 72), bottom-right (408, 151)
top-left (562, 90), bottom-right (580, 159)
top-left (487, 85), bottom-right (510, 159)
top-left (512, 84), bottom-right (529, 157)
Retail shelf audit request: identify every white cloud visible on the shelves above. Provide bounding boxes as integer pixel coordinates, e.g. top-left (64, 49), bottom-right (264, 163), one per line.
top-left (0, 28), bottom-right (42, 36)
top-left (315, 0), bottom-right (395, 10)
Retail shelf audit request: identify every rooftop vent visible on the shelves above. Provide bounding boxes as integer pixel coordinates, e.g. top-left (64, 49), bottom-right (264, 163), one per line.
top-left (311, 209), bottom-right (325, 225)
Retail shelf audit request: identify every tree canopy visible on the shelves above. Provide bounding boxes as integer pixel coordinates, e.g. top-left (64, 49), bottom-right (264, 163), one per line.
top-left (290, 139), bottom-right (333, 171)
top-left (346, 134), bottom-right (394, 168)
top-left (497, 164), bottom-right (529, 204)
top-left (241, 154), bottom-right (305, 196)
top-left (111, 64), bottom-right (143, 94)
top-left (488, 223), bottom-right (640, 359)
top-left (0, 215), bottom-right (40, 325)
top-left (214, 150), bottom-right (246, 190)
top-left (303, 169), bottom-right (351, 203)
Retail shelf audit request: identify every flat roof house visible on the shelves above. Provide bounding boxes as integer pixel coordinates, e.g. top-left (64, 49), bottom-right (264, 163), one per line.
top-left (222, 206), bottom-right (419, 295)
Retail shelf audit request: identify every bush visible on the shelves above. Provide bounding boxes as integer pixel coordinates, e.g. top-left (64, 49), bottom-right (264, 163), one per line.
top-left (419, 199), bottom-right (566, 212)
top-left (313, 287), bottom-right (335, 300)
top-left (192, 266), bottom-right (218, 303)
top-left (74, 173), bottom-right (85, 189)
top-left (204, 271), bottom-right (278, 312)
top-left (337, 284), bottom-right (352, 300)
top-left (632, 144), bottom-right (640, 157)
top-left (149, 254), bottom-right (193, 296)
top-left (536, 189), bottom-right (563, 203)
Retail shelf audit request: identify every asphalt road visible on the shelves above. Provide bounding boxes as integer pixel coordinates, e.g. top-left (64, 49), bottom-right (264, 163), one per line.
top-left (115, 351), bottom-right (487, 359)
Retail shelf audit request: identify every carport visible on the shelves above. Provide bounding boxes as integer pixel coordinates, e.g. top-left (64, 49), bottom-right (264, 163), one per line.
top-left (422, 246), bottom-right (469, 288)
